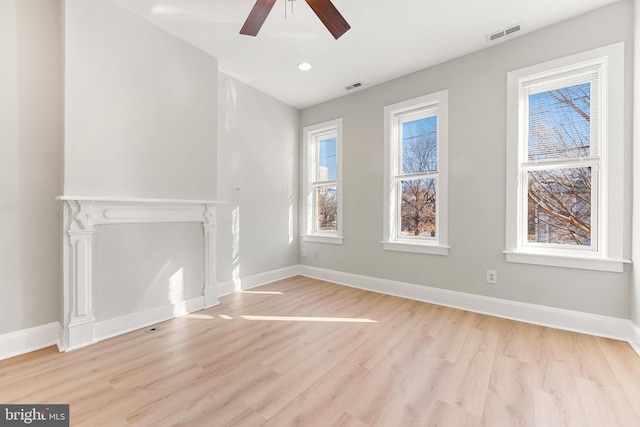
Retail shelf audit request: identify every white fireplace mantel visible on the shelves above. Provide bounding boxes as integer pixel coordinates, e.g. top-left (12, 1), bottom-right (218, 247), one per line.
top-left (57, 196), bottom-right (224, 351)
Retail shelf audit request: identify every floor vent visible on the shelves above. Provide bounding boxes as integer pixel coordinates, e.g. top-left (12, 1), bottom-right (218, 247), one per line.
top-left (487, 23), bottom-right (522, 43)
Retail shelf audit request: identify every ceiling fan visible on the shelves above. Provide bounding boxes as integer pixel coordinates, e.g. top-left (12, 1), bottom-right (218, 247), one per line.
top-left (240, 0), bottom-right (351, 39)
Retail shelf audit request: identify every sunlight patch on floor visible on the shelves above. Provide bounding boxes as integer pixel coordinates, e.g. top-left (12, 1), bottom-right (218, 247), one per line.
top-left (240, 315), bottom-right (377, 323)
top-left (181, 313), bottom-right (215, 320)
top-left (241, 290), bottom-right (284, 295)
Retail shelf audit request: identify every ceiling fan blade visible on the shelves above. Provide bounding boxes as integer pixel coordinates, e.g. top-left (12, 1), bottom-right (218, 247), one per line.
top-left (305, 0), bottom-right (351, 39)
top-left (240, 0), bottom-right (277, 36)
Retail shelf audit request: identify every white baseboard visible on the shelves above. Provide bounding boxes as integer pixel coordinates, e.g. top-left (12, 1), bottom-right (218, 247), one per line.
top-left (94, 296), bottom-right (205, 342)
top-left (4, 265), bottom-right (639, 361)
top-left (217, 265), bottom-right (302, 297)
top-left (5, 266), bottom-right (300, 359)
top-left (0, 322), bottom-right (61, 361)
top-left (299, 265), bottom-right (640, 356)
top-left (629, 322), bottom-right (640, 355)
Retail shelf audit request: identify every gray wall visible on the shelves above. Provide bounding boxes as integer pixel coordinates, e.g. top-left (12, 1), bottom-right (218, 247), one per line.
top-left (217, 73), bottom-right (300, 285)
top-left (64, 0), bottom-right (217, 200)
top-left (0, 0), bottom-right (635, 344)
top-left (633, 0), bottom-right (640, 326)
top-left (94, 223), bottom-right (204, 322)
top-left (0, 0), bottom-right (300, 340)
top-left (0, 0), bottom-right (62, 335)
top-left (300, 1), bottom-right (634, 318)
top-left (63, 0), bottom-right (218, 325)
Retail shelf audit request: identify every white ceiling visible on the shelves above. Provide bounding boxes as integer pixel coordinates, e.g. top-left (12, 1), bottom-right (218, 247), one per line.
top-left (110, 0), bottom-right (621, 109)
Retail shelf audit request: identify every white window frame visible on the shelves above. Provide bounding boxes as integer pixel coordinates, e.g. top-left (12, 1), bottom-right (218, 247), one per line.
top-left (302, 118), bottom-right (343, 244)
top-left (505, 42), bottom-right (626, 272)
top-left (383, 90), bottom-right (449, 255)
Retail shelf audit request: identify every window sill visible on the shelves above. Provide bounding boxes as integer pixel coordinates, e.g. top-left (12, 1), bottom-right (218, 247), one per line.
top-left (382, 241), bottom-right (449, 256)
top-left (302, 235), bottom-right (344, 245)
top-left (504, 250), bottom-right (630, 273)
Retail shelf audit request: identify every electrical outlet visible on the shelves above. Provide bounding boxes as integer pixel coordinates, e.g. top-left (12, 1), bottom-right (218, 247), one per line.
top-left (301, 248), bottom-right (307, 257)
top-left (486, 270), bottom-right (497, 284)
top-left (314, 250), bottom-right (318, 259)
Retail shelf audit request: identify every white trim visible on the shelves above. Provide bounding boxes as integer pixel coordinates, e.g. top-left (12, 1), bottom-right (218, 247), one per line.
top-left (632, 0), bottom-right (640, 365)
top-left (302, 235), bottom-right (344, 245)
top-left (505, 42), bottom-right (625, 271)
top-left (298, 265), bottom-right (640, 357)
top-left (629, 322), bottom-right (640, 356)
top-left (302, 118), bottom-right (344, 243)
top-left (0, 322), bottom-right (61, 361)
top-left (56, 196), bottom-right (224, 205)
top-left (57, 196), bottom-right (223, 351)
top-left (217, 265), bottom-right (301, 297)
top-left (1, 266), bottom-right (295, 360)
top-left (504, 251), bottom-right (630, 273)
top-left (383, 90), bottom-right (449, 254)
top-left (382, 241), bottom-right (449, 255)
top-left (93, 296), bottom-right (205, 344)
top-left (4, 265), bottom-right (639, 360)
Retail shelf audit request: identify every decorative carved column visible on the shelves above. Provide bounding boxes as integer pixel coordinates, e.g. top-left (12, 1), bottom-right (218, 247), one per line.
top-left (62, 200), bottom-right (97, 350)
top-left (203, 204), bottom-right (218, 308)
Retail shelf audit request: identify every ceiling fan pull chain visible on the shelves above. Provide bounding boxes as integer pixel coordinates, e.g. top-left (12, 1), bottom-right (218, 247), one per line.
top-left (285, 0), bottom-right (294, 19)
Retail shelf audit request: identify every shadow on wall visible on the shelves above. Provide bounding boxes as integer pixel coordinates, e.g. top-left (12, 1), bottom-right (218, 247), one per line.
top-left (232, 206), bottom-right (241, 292)
top-left (93, 223), bottom-right (203, 322)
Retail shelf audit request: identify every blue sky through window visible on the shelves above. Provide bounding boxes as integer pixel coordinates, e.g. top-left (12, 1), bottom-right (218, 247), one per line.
top-left (402, 115), bottom-right (437, 174)
top-left (318, 137), bottom-right (337, 181)
top-left (528, 82), bottom-right (591, 161)
top-left (526, 81), bottom-right (592, 246)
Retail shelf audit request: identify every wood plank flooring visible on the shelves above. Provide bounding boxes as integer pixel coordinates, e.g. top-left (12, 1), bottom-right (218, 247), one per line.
top-left (1, 276), bottom-right (639, 426)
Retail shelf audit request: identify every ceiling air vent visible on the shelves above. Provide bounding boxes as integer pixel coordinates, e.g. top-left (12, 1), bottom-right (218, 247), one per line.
top-left (505, 24), bottom-right (521, 35)
top-left (488, 30), bottom-right (505, 42)
top-left (487, 23), bottom-right (522, 43)
top-left (345, 82), bottom-right (363, 90)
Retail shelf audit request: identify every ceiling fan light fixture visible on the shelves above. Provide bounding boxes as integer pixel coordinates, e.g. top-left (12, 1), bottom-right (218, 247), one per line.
top-left (298, 62), bottom-right (312, 71)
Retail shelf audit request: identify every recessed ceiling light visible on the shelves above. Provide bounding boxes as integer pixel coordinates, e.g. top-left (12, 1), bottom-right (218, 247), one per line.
top-left (298, 62), bottom-right (312, 71)
top-left (151, 5), bottom-right (182, 15)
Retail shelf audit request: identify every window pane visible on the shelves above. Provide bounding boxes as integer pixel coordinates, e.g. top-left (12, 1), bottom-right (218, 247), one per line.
top-left (317, 137), bottom-right (337, 182)
top-left (402, 116), bottom-right (437, 174)
top-left (400, 178), bottom-right (436, 238)
top-left (527, 167), bottom-right (591, 245)
top-left (528, 82), bottom-right (591, 161)
top-left (315, 185), bottom-right (337, 232)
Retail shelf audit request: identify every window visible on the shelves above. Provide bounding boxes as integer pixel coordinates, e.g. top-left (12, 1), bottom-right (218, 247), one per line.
top-left (383, 90), bottom-right (449, 255)
top-left (506, 43), bottom-right (626, 272)
top-left (302, 118), bottom-right (343, 244)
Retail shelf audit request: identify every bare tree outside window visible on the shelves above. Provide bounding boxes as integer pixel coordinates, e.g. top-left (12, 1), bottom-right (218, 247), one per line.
top-left (316, 185), bottom-right (337, 231)
top-left (304, 118), bottom-right (343, 242)
top-left (314, 136), bottom-right (338, 232)
top-left (384, 91), bottom-right (448, 253)
top-left (399, 116), bottom-right (438, 238)
top-left (506, 48), bottom-right (622, 269)
top-left (401, 179), bottom-right (436, 236)
top-left (527, 82), bottom-right (592, 246)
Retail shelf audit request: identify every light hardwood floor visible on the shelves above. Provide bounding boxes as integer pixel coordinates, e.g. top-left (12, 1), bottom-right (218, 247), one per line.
top-left (1, 276), bottom-right (640, 426)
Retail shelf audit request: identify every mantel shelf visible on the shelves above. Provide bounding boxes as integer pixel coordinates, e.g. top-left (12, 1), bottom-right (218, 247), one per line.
top-left (56, 195), bottom-right (226, 205)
